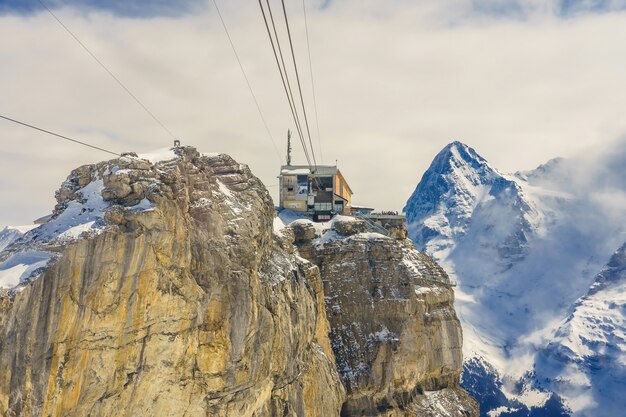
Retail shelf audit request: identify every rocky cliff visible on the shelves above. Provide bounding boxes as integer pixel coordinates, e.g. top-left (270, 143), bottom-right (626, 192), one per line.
top-left (0, 147), bottom-right (344, 417)
top-left (287, 216), bottom-right (478, 416)
top-left (0, 146), bottom-right (476, 417)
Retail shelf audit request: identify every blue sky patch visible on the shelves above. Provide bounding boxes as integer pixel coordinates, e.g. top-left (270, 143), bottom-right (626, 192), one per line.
top-left (559, 0), bottom-right (626, 15)
top-left (0, 0), bottom-right (205, 18)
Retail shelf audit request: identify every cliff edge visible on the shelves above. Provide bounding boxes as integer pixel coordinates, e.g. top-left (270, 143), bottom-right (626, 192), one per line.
top-left (286, 216), bottom-right (478, 416)
top-left (0, 147), bottom-right (344, 417)
top-left (0, 146), bottom-right (477, 417)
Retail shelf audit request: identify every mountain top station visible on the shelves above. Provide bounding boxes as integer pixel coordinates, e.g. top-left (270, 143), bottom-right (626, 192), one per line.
top-left (278, 164), bottom-right (352, 222)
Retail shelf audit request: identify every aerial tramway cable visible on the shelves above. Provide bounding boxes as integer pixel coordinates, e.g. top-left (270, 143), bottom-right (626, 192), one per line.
top-left (260, 0), bottom-right (311, 167)
top-left (211, 0), bottom-right (283, 163)
top-left (258, 0), bottom-right (312, 168)
top-left (263, 0), bottom-right (307, 162)
top-left (30, 0), bottom-right (324, 169)
top-left (280, 0), bottom-right (318, 169)
top-left (302, 0), bottom-right (324, 164)
top-left (37, 0), bottom-right (178, 142)
top-left (0, 114), bottom-right (120, 156)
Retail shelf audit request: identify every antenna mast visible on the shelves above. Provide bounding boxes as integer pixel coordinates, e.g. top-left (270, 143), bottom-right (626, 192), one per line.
top-left (286, 129), bottom-right (292, 166)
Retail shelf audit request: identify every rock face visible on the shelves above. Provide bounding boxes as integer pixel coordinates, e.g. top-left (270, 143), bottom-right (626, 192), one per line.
top-left (0, 147), bottom-right (344, 417)
top-left (0, 147), bottom-right (477, 417)
top-left (289, 216), bottom-right (478, 417)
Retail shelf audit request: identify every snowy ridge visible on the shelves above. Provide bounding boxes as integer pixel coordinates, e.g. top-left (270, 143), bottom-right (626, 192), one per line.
top-left (0, 150), bottom-right (187, 291)
top-left (0, 250), bottom-right (52, 290)
top-left (404, 141), bottom-right (626, 416)
top-left (536, 242), bottom-right (626, 416)
top-left (555, 243), bottom-right (626, 358)
top-left (29, 179), bottom-right (108, 244)
top-left (404, 141), bottom-right (540, 264)
top-left (0, 225), bottom-right (36, 252)
top-left (0, 175), bottom-right (111, 291)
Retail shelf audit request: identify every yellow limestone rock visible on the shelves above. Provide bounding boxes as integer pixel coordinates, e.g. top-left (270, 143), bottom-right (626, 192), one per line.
top-left (0, 147), bottom-right (344, 417)
top-left (0, 147), bottom-right (478, 417)
top-left (289, 217), bottom-right (479, 416)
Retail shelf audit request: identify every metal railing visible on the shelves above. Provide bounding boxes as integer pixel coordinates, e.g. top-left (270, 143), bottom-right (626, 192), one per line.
top-left (354, 213), bottom-right (391, 237)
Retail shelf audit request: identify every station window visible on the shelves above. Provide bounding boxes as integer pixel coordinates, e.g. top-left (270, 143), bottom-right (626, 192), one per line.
top-left (314, 202), bottom-right (332, 211)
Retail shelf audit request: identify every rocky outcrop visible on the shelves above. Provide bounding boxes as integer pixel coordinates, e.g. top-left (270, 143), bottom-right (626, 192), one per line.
top-left (0, 147), bottom-right (344, 417)
top-left (1, 146), bottom-right (477, 417)
top-left (289, 216), bottom-right (478, 417)
top-left (0, 290), bottom-right (11, 330)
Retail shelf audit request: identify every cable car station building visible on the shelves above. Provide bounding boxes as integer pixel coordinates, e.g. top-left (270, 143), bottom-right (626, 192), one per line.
top-left (278, 164), bottom-right (353, 221)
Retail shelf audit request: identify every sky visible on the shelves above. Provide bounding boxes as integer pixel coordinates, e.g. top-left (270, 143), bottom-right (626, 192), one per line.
top-left (1, 0), bottom-right (626, 226)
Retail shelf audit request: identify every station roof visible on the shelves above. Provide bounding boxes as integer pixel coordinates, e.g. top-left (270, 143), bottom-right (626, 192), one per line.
top-left (280, 165), bottom-right (338, 176)
top-left (280, 165), bottom-right (353, 195)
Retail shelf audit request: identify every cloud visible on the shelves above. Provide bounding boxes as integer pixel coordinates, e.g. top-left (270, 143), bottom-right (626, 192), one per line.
top-left (2, 0), bottom-right (625, 19)
top-left (471, 0), bottom-right (526, 18)
top-left (1, 1), bottom-right (626, 225)
top-left (467, 0), bottom-right (626, 19)
top-left (559, 0), bottom-right (626, 15)
top-left (0, 0), bottom-right (206, 18)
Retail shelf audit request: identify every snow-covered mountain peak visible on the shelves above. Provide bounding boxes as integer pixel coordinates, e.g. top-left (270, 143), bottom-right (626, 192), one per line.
top-left (405, 140), bottom-right (626, 416)
top-left (404, 141), bottom-right (537, 266)
top-left (430, 141), bottom-right (495, 177)
top-left (404, 142), bottom-right (501, 227)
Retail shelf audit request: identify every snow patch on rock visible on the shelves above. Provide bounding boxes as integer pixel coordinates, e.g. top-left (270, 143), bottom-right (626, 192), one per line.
top-left (138, 148), bottom-right (179, 164)
top-left (0, 250), bottom-right (54, 290)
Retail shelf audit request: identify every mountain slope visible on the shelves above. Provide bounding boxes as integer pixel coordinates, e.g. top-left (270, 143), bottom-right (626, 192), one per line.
top-left (0, 147), bottom-right (346, 417)
top-left (0, 225), bottom-right (37, 253)
top-left (0, 146), bottom-right (477, 417)
top-left (404, 141), bottom-right (626, 416)
top-left (537, 242), bottom-right (626, 416)
top-left (405, 141), bottom-right (538, 267)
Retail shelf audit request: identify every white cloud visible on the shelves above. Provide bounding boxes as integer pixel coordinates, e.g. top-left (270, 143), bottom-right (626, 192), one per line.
top-left (1, 1), bottom-right (626, 225)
